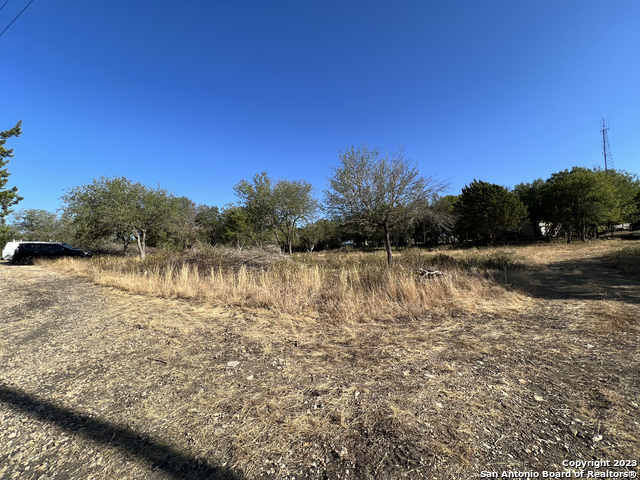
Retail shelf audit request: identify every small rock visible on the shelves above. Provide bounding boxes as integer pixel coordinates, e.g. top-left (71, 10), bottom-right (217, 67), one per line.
top-left (339, 446), bottom-right (348, 458)
top-left (8, 432), bottom-right (17, 439)
top-left (227, 361), bottom-right (240, 368)
top-left (246, 375), bottom-right (254, 381)
top-left (592, 435), bottom-right (603, 443)
top-left (518, 379), bottom-right (527, 384)
top-left (354, 391), bottom-right (360, 399)
top-left (534, 395), bottom-right (544, 402)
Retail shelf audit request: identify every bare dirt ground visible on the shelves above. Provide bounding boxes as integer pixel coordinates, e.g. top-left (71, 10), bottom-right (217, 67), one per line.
top-left (1, 244), bottom-right (639, 479)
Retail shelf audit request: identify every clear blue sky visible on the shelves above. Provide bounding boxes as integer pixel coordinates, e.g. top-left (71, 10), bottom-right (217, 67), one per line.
top-left (2, 0), bottom-right (639, 215)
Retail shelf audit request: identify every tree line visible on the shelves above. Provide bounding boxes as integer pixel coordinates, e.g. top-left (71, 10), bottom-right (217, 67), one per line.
top-left (2, 124), bottom-right (639, 265)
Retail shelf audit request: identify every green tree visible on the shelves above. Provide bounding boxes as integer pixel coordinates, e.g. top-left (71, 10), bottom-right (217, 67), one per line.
top-left (300, 218), bottom-right (342, 251)
top-left (10, 209), bottom-right (69, 241)
top-left (220, 205), bottom-right (252, 249)
top-left (62, 177), bottom-right (175, 259)
top-left (195, 205), bottom-right (222, 245)
top-left (324, 145), bottom-right (447, 265)
top-left (0, 121), bottom-right (23, 236)
top-left (233, 172), bottom-right (274, 247)
top-left (455, 180), bottom-right (527, 246)
top-left (234, 173), bottom-right (318, 253)
top-left (513, 178), bottom-right (549, 237)
top-left (167, 196), bottom-right (199, 250)
top-left (272, 179), bottom-right (318, 254)
top-left (600, 169), bottom-right (640, 230)
top-left (413, 195), bottom-right (457, 246)
top-left (544, 167), bottom-right (617, 242)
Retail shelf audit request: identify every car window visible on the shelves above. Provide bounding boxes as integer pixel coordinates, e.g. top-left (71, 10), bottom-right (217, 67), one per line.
top-left (51, 245), bottom-right (64, 251)
top-left (21, 244), bottom-right (36, 251)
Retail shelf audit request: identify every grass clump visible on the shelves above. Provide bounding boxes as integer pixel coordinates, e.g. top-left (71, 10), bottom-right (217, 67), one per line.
top-left (48, 245), bottom-right (531, 323)
top-left (608, 244), bottom-right (640, 275)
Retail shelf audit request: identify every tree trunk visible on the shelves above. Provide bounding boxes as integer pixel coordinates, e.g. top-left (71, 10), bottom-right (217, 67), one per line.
top-left (581, 218), bottom-right (586, 242)
top-left (383, 222), bottom-right (393, 265)
top-left (566, 225), bottom-right (572, 244)
top-left (135, 230), bottom-right (147, 260)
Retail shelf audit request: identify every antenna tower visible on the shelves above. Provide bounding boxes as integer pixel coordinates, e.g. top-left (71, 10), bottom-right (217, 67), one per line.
top-left (601, 118), bottom-right (613, 171)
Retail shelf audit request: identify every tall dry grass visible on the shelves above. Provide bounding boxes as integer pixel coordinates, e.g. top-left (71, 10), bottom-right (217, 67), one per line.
top-left (48, 245), bottom-right (532, 323)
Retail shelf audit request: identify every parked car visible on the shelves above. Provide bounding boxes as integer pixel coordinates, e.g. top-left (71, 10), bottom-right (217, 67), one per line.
top-left (2, 241), bottom-right (92, 263)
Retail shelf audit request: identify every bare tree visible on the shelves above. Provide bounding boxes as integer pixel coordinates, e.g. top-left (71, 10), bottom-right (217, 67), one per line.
top-left (324, 145), bottom-right (448, 265)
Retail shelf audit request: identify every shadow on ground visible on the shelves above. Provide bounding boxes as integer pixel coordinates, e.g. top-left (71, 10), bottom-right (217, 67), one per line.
top-left (518, 253), bottom-right (640, 304)
top-left (0, 384), bottom-right (243, 480)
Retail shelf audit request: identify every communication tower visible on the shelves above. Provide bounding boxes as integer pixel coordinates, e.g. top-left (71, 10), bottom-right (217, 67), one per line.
top-left (601, 118), bottom-right (613, 171)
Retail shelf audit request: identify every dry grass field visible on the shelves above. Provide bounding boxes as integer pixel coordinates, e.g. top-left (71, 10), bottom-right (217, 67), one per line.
top-left (1, 239), bottom-right (639, 479)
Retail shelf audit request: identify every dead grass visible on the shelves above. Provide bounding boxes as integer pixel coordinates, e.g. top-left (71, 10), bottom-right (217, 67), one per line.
top-left (607, 244), bottom-right (640, 275)
top-left (47, 245), bottom-right (534, 323)
top-left (3, 239), bottom-right (639, 478)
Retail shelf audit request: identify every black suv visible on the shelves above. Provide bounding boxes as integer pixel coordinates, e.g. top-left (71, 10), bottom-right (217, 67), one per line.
top-left (10, 242), bottom-right (92, 264)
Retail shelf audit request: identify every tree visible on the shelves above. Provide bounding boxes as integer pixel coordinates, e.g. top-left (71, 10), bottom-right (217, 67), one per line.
top-left (233, 172), bottom-right (274, 247)
top-left (10, 209), bottom-right (69, 241)
top-left (544, 167), bottom-right (617, 242)
top-left (513, 178), bottom-right (549, 237)
top-left (600, 169), bottom-right (640, 230)
top-left (234, 173), bottom-right (318, 253)
top-left (413, 195), bottom-right (458, 246)
top-left (62, 177), bottom-right (175, 259)
top-left (220, 205), bottom-right (252, 249)
top-left (455, 180), bottom-right (527, 246)
top-left (300, 218), bottom-right (342, 251)
top-left (0, 121), bottom-right (23, 235)
top-left (271, 179), bottom-right (318, 254)
top-left (167, 196), bottom-right (199, 250)
top-left (195, 205), bottom-right (222, 245)
top-left (324, 145), bottom-right (448, 265)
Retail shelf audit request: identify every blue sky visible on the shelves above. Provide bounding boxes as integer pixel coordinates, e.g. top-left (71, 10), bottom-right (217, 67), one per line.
top-left (2, 1), bottom-right (639, 215)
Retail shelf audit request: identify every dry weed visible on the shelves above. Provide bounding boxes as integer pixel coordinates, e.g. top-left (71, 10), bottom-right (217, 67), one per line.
top-left (47, 246), bottom-right (532, 323)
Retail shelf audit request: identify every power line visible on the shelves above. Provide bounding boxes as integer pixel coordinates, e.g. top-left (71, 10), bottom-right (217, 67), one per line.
top-left (0, 0), bottom-right (34, 39)
top-left (0, 1), bottom-right (11, 14)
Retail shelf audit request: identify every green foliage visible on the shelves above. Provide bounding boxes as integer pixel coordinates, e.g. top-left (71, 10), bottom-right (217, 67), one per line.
top-left (324, 145), bottom-right (447, 264)
top-left (455, 180), bottom-right (527, 245)
top-left (513, 178), bottom-right (548, 236)
top-left (299, 218), bottom-right (342, 252)
top-left (272, 178), bottom-right (318, 254)
top-left (220, 205), bottom-right (253, 249)
top-left (62, 177), bottom-right (175, 258)
top-left (544, 167), bottom-right (618, 241)
top-left (234, 172), bottom-right (318, 253)
top-left (233, 172), bottom-right (274, 247)
top-left (9, 209), bottom-right (71, 242)
top-left (413, 194), bottom-right (458, 246)
top-left (600, 169), bottom-right (640, 226)
top-left (0, 121), bottom-right (23, 232)
top-left (194, 205), bottom-right (222, 245)
top-left (165, 196), bottom-right (199, 250)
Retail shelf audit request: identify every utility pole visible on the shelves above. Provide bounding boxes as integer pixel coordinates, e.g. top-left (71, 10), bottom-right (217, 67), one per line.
top-left (601, 118), bottom-right (613, 171)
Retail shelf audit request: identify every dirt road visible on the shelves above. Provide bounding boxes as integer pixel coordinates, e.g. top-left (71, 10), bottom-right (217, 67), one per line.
top-left (1, 248), bottom-right (639, 479)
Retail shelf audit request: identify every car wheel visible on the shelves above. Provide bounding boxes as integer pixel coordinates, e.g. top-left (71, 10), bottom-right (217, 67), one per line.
top-left (21, 256), bottom-right (35, 265)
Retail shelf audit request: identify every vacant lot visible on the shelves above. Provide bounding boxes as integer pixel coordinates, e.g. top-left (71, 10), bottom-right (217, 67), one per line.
top-left (1, 241), bottom-right (639, 479)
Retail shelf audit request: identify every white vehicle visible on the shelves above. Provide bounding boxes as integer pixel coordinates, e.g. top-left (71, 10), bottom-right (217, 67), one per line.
top-left (2, 240), bottom-right (29, 261)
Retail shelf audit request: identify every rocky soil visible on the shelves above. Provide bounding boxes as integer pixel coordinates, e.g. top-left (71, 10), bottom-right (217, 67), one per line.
top-left (1, 247), bottom-right (639, 479)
